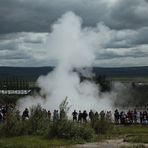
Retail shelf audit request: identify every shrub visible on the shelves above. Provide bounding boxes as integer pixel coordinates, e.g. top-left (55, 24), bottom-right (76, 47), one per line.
top-left (74, 124), bottom-right (95, 141)
top-left (48, 120), bottom-right (95, 142)
top-left (0, 110), bottom-right (24, 137)
top-left (93, 119), bottom-right (112, 134)
top-left (27, 105), bottom-right (50, 135)
top-left (0, 105), bottom-right (50, 137)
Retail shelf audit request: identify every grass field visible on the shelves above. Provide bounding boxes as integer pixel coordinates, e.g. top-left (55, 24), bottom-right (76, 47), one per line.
top-left (110, 125), bottom-right (148, 136)
top-left (124, 135), bottom-right (148, 143)
top-left (0, 136), bottom-right (82, 148)
top-left (0, 125), bottom-right (148, 148)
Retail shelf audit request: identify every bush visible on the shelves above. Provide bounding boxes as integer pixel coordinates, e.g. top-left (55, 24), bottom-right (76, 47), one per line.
top-left (0, 111), bottom-right (25, 137)
top-left (74, 124), bottom-right (95, 141)
top-left (27, 105), bottom-right (50, 135)
top-left (0, 104), bottom-right (113, 142)
top-left (0, 105), bottom-right (50, 137)
top-left (48, 120), bottom-right (95, 142)
top-left (93, 119), bottom-right (112, 134)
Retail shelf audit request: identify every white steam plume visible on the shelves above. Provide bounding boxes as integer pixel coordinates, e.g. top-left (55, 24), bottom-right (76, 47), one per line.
top-left (17, 12), bottom-right (115, 113)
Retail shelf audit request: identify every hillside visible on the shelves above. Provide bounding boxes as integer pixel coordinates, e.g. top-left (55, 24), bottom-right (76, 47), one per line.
top-left (0, 66), bottom-right (148, 81)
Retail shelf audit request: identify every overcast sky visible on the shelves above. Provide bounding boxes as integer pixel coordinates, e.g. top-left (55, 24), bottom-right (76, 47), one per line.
top-left (0, 0), bottom-right (148, 67)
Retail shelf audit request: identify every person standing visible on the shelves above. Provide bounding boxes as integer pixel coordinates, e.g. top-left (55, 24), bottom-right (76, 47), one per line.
top-left (78, 110), bottom-right (83, 123)
top-left (89, 110), bottom-right (94, 122)
top-left (72, 110), bottom-right (78, 122)
top-left (83, 110), bottom-right (88, 123)
top-left (22, 108), bottom-right (29, 120)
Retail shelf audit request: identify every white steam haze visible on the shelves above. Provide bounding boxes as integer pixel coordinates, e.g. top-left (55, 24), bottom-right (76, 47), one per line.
top-left (17, 11), bottom-right (117, 113)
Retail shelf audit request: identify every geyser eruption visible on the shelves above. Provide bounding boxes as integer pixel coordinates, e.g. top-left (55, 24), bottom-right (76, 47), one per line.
top-left (18, 12), bottom-right (115, 113)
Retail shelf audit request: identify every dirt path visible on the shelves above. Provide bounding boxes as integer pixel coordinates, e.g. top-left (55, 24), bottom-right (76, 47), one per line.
top-left (71, 139), bottom-right (148, 148)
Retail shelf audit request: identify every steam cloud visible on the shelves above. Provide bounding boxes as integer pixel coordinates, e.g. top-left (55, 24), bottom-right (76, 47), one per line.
top-left (17, 12), bottom-right (116, 113)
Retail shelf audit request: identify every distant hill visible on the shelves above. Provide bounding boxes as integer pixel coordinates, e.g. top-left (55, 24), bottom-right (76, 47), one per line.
top-left (93, 66), bottom-right (148, 77)
top-left (0, 66), bottom-right (148, 81)
top-left (0, 67), bottom-right (54, 81)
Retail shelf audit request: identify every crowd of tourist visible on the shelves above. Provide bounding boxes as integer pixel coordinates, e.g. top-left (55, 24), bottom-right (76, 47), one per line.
top-left (70, 109), bottom-right (148, 124)
top-left (114, 109), bottom-right (148, 124)
top-left (19, 107), bottom-right (148, 125)
top-left (0, 103), bottom-right (148, 125)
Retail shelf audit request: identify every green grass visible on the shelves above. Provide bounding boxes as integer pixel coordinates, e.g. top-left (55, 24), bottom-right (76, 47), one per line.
top-left (124, 135), bottom-right (148, 143)
top-left (110, 125), bottom-right (148, 136)
top-left (0, 136), bottom-right (83, 148)
top-left (92, 125), bottom-right (148, 142)
top-left (0, 125), bottom-right (148, 148)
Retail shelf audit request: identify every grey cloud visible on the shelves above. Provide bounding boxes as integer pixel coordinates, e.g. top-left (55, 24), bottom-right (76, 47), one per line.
top-left (0, 49), bottom-right (31, 60)
top-left (104, 41), bottom-right (132, 49)
top-left (0, 32), bottom-right (47, 51)
top-left (108, 0), bottom-right (148, 29)
top-left (103, 26), bottom-right (148, 49)
top-left (131, 27), bottom-right (148, 45)
top-left (1, 0), bottom-right (148, 34)
top-left (1, 0), bottom-right (148, 67)
top-left (1, 29), bottom-right (148, 67)
top-left (96, 48), bottom-right (148, 60)
top-left (94, 56), bottom-right (148, 67)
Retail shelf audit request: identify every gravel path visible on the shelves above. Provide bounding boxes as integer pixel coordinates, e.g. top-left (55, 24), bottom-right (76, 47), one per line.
top-left (71, 139), bottom-right (148, 148)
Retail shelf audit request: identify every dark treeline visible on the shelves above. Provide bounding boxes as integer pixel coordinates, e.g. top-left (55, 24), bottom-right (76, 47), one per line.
top-left (0, 77), bottom-right (30, 89)
top-left (80, 74), bottom-right (111, 92)
top-left (0, 74), bottom-right (110, 93)
top-left (131, 83), bottom-right (148, 106)
top-left (0, 74), bottom-right (110, 91)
